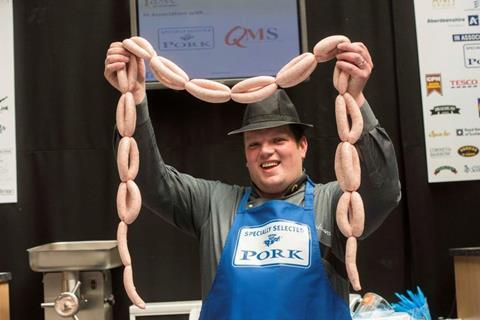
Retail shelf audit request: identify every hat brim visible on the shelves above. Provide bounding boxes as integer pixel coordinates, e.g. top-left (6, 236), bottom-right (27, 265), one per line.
top-left (227, 120), bottom-right (313, 135)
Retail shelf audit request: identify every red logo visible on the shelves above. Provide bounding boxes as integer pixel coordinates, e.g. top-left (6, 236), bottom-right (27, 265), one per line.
top-left (224, 26), bottom-right (279, 48)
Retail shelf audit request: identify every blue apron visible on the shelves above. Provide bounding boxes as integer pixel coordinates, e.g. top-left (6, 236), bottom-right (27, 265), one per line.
top-left (199, 179), bottom-right (351, 320)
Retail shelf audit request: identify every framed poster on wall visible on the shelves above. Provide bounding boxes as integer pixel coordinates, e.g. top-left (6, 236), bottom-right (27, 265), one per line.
top-left (0, 0), bottom-right (17, 202)
top-left (414, 0), bottom-right (480, 183)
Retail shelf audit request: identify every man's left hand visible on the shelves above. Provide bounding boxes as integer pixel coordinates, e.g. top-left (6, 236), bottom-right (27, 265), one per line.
top-left (335, 42), bottom-right (374, 106)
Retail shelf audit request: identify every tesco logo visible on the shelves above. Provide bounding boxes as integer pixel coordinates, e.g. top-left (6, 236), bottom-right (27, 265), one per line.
top-left (225, 26), bottom-right (279, 48)
top-left (449, 79), bottom-right (478, 88)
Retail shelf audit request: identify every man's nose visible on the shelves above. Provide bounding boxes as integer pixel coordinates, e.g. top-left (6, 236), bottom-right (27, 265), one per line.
top-left (259, 143), bottom-right (275, 156)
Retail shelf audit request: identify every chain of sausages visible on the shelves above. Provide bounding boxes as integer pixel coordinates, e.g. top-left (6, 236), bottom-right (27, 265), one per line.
top-left (113, 35), bottom-right (365, 308)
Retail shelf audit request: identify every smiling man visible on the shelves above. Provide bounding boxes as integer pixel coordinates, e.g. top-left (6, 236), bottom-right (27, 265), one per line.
top-left (106, 42), bottom-right (401, 319)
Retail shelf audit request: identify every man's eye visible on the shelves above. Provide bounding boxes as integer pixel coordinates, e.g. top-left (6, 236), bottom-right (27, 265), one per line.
top-left (274, 138), bottom-right (286, 144)
top-left (248, 143), bottom-right (259, 148)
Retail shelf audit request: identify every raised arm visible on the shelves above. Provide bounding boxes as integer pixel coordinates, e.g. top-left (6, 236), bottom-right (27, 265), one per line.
top-left (105, 43), bottom-right (213, 237)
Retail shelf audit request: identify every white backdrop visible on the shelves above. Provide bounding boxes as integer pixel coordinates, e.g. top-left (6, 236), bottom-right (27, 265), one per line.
top-left (414, 0), bottom-right (480, 183)
top-left (0, 0), bottom-right (17, 202)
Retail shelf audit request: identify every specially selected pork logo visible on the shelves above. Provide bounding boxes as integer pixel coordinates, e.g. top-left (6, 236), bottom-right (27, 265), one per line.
top-left (426, 74), bottom-right (442, 95)
top-left (158, 26), bottom-right (214, 51)
top-left (464, 43), bottom-right (480, 68)
top-left (458, 145), bottom-right (479, 157)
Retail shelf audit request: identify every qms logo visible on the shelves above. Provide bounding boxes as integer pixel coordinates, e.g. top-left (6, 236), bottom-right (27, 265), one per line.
top-left (225, 26), bottom-right (279, 48)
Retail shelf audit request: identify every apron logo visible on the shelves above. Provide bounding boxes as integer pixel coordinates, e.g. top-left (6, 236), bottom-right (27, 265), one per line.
top-left (233, 220), bottom-right (311, 268)
top-left (264, 234), bottom-right (280, 247)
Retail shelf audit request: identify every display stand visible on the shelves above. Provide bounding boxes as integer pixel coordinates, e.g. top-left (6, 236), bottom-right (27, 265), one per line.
top-left (0, 272), bottom-right (11, 320)
top-left (450, 247), bottom-right (480, 319)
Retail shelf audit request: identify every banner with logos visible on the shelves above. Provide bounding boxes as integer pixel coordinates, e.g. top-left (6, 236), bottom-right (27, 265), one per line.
top-left (0, 0), bottom-right (17, 202)
top-left (414, 0), bottom-right (480, 183)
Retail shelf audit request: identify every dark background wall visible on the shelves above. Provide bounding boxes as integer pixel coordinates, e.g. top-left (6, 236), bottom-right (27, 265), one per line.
top-left (0, 0), bottom-right (478, 319)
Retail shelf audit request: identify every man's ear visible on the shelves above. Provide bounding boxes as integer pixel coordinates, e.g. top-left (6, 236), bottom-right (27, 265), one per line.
top-left (300, 136), bottom-right (308, 159)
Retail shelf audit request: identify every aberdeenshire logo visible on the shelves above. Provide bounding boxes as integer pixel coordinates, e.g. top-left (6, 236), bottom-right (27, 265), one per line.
top-left (224, 26), bottom-right (279, 48)
top-left (432, 0), bottom-right (455, 8)
top-left (426, 74), bottom-right (442, 95)
top-left (434, 166), bottom-right (458, 175)
top-left (458, 145), bottom-right (479, 157)
top-left (233, 220), bottom-right (311, 268)
top-left (430, 105), bottom-right (460, 115)
top-left (468, 15), bottom-right (479, 25)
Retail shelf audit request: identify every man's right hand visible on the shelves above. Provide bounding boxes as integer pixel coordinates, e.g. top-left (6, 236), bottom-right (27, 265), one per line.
top-left (104, 42), bottom-right (146, 104)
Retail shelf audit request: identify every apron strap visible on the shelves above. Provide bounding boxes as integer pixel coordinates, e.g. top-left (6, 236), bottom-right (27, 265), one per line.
top-left (304, 177), bottom-right (314, 210)
top-left (238, 187), bottom-right (252, 212)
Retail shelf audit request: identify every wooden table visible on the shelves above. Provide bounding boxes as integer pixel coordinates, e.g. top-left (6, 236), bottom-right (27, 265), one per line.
top-left (450, 248), bottom-right (480, 320)
top-left (0, 272), bottom-right (11, 320)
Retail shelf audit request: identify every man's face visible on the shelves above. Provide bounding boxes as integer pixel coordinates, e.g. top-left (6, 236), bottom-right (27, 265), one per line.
top-left (244, 125), bottom-right (307, 197)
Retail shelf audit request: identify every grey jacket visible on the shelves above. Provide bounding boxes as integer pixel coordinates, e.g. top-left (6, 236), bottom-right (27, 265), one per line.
top-left (118, 98), bottom-right (401, 301)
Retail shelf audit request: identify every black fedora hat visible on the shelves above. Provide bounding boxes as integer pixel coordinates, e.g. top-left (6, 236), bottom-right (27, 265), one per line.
top-left (228, 89), bottom-right (313, 135)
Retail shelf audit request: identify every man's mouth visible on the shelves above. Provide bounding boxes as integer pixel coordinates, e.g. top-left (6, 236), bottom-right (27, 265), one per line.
top-left (260, 161), bottom-right (280, 169)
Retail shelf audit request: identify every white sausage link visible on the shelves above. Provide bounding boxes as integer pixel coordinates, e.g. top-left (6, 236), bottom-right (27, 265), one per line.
top-left (185, 79), bottom-right (231, 103)
top-left (346, 237), bottom-right (361, 291)
top-left (350, 191), bottom-right (365, 237)
top-left (123, 266), bottom-right (146, 309)
top-left (276, 53), bottom-right (317, 88)
top-left (150, 56), bottom-right (188, 90)
top-left (117, 67), bottom-right (128, 94)
top-left (131, 36), bottom-right (157, 57)
top-left (313, 35), bottom-right (351, 63)
top-left (335, 95), bottom-right (349, 142)
top-left (127, 54), bottom-right (138, 92)
top-left (117, 137), bottom-right (140, 182)
top-left (337, 71), bottom-right (350, 95)
top-left (336, 192), bottom-right (353, 237)
top-left (231, 76), bottom-right (278, 104)
top-left (117, 221), bottom-right (131, 266)
top-left (339, 142), bottom-right (361, 192)
top-left (343, 93), bottom-right (364, 144)
top-left (123, 39), bottom-right (151, 60)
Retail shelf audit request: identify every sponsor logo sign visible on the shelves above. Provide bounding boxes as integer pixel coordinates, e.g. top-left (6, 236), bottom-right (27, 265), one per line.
top-left (432, 0), bottom-right (456, 8)
top-left (458, 145), bottom-right (479, 156)
top-left (426, 74), bottom-right (443, 95)
top-left (429, 130), bottom-right (451, 137)
top-left (430, 105), bottom-right (461, 114)
top-left (468, 14), bottom-right (480, 25)
top-left (0, 96), bottom-right (7, 113)
top-left (143, 0), bottom-right (177, 8)
top-left (464, 164), bottom-right (480, 173)
top-left (434, 165), bottom-right (458, 174)
top-left (430, 147), bottom-right (452, 158)
top-left (449, 79), bottom-right (478, 88)
top-left (233, 220), bottom-right (311, 268)
top-left (427, 17), bottom-right (465, 24)
top-left (158, 26), bottom-right (214, 51)
top-left (456, 127), bottom-right (480, 135)
top-left (453, 33), bottom-right (480, 41)
top-left (464, 43), bottom-right (480, 68)
top-left (224, 26), bottom-right (279, 48)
